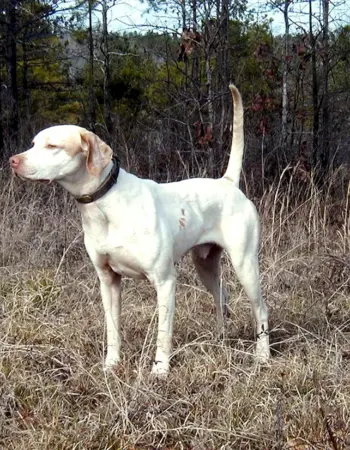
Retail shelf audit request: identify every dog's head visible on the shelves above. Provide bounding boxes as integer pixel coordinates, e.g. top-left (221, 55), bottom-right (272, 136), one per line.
top-left (9, 125), bottom-right (113, 183)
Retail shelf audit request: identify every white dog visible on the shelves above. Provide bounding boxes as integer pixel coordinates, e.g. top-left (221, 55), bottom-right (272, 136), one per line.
top-left (10, 85), bottom-right (270, 375)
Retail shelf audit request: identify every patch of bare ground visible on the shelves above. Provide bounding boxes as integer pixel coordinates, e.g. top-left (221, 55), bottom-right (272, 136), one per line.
top-left (1, 168), bottom-right (350, 449)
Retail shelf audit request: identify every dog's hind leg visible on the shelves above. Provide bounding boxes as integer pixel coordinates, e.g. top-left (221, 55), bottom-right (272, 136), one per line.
top-left (229, 249), bottom-right (270, 362)
top-left (192, 244), bottom-right (228, 336)
top-left (222, 213), bottom-right (270, 363)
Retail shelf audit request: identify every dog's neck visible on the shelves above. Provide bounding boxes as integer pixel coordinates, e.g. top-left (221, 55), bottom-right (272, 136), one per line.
top-left (58, 160), bottom-right (115, 198)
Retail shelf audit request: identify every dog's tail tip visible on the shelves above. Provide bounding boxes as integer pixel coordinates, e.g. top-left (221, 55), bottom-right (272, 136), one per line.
top-left (222, 83), bottom-right (244, 188)
top-left (229, 83), bottom-right (242, 103)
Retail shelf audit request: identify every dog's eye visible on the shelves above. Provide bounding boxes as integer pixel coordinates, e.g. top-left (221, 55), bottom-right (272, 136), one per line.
top-left (47, 144), bottom-right (56, 149)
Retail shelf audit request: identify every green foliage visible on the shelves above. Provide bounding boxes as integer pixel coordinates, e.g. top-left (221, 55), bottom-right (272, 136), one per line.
top-left (331, 26), bottom-right (350, 90)
top-left (71, 29), bottom-right (88, 44)
top-left (229, 21), bottom-right (276, 98)
top-left (143, 60), bottom-right (182, 109)
top-left (20, 34), bottom-right (83, 124)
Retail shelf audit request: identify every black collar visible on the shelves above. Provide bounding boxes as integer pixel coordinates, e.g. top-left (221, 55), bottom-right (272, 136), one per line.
top-left (75, 156), bottom-right (120, 204)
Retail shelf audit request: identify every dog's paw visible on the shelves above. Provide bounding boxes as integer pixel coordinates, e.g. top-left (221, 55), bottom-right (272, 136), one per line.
top-left (256, 327), bottom-right (270, 364)
top-left (151, 360), bottom-right (169, 377)
top-left (255, 343), bottom-right (270, 364)
top-left (255, 352), bottom-right (270, 364)
top-left (216, 328), bottom-right (226, 341)
top-left (103, 355), bottom-right (120, 372)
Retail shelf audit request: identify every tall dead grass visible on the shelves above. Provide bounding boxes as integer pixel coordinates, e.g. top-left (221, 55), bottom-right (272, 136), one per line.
top-left (1, 165), bottom-right (350, 449)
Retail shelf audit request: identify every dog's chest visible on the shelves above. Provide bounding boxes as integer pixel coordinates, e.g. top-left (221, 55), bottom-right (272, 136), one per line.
top-left (94, 238), bottom-right (146, 279)
top-left (105, 246), bottom-right (145, 279)
top-left (83, 217), bottom-right (147, 279)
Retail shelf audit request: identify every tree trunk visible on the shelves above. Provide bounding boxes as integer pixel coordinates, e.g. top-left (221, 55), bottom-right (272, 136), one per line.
top-left (22, 30), bottom-right (31, 128)
top-left (101, 0), bottom-right (112, 135)
top-left (205, 49), bottom-right (214, 176)
top-left (180, 0), bottom-right (189, 90)
top-left (191, 0), bottom-right (199, 94)
top-left (87, 0), bottom-right (96, 132)
top-left (321, 0), bottom-right (330, 171)
top-left (217, 0), bottom-right (229, 167)
top-left (181, 0), bottom-right (186, 30)
top-left (281, 0), bottom-right (290, 150)
top-left (0, 66), bottom-right (4, 153)
top-left (7, 0), bottom-right (19, 143)
top-left (310, 0), bottom-right (319, 168)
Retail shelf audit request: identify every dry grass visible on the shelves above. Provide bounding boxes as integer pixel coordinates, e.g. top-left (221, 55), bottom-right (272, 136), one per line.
top-left (1, 166), bottom-right (350, 449)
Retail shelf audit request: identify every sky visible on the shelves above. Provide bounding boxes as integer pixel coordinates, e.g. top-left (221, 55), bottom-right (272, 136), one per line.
top-left (107, 0), bottom-right (180, 33)
top-left (105, 0), bottom-right (350, 36)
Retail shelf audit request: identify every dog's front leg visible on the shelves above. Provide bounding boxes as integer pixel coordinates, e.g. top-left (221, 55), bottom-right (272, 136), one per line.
top-left (96, 268), bottom-right (122, 371)
top-left (150, 272), bottom-right (177, 376)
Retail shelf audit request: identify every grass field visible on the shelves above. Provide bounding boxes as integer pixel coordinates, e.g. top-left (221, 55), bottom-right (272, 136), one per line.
top-left (1, 167), bottom-right (350, 449)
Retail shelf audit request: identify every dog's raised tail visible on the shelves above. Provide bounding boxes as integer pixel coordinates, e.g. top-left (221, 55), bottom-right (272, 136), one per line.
top-left (223, 84), bottom-right (244, 187)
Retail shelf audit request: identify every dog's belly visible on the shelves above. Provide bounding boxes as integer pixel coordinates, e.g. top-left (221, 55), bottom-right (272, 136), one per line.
top-left (169, 200), bottom-right (225, 262)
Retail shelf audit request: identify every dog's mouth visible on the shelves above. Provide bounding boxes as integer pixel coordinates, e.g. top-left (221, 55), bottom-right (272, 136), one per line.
top-left (13, 170), bottom-right (52, 184)
top-left (38, 179), bottom-right (52, 184)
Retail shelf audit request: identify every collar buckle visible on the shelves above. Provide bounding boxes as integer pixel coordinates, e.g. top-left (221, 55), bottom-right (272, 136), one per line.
top-left (75, 155), bottom-right (120, 204)
top-left (78, 194), bottom-right (94, 204)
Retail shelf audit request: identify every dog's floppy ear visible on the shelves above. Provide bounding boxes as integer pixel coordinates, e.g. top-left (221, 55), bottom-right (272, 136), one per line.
top-left (80, 131), bottom-right (113, 176)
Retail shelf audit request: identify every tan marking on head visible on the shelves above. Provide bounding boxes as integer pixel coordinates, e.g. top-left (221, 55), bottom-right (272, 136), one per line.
top-left (80, 130), bottom-right (113, 176)
top-left (34, 125), bottom-right (89, 157)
